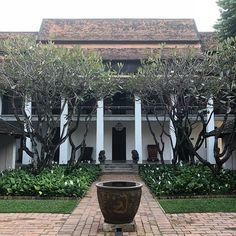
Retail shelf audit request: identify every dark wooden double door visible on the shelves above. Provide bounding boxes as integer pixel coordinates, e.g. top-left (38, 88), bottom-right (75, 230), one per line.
top-left (112, 127), bottom-right (126, 161)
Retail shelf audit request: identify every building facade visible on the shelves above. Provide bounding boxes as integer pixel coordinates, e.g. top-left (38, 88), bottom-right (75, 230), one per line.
top-left (0, 19), bottom-right (235, 170)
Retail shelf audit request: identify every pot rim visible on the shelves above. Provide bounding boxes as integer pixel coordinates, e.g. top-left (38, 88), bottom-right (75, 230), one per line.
top-left (96, 180), bottom-right (143, 189)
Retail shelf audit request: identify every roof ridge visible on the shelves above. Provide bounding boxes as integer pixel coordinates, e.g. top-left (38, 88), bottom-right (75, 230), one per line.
top-left (41, 18), bottom-right (195, 20)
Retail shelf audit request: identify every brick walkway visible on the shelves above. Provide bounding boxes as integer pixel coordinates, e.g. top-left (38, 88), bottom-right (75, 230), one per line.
top-left (58, 174), bottom-right (174, 236)
top-left (0, 213), bottom-right (68, 235)
top-left (0, 174), bottom-right (236, 236)
top-left (168, 212), bottom-right (236, 236)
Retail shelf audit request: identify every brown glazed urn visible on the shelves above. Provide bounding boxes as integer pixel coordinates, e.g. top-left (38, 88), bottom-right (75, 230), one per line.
top-left (96, 181), bottom-right (143, 224)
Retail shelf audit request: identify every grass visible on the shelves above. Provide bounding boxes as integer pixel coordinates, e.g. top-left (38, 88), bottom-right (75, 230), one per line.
top-left (159, 198), bottom-right (236, 214)
top-left (0, 199), bottom-right (78, 213)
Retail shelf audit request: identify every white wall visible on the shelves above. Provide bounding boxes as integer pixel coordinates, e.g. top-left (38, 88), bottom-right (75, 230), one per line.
top-left (189, 122), bottom-right (207, 161)
top-left (224, 151), bottom-right (236, 170)
top-left (142, 121), bottom-right (208, 162)
top-left (142, 121), bottom-right (172, 161)
top-left (71, 120), bottom-right (136, 161)
top-left (2, 113), bottom-right (235, 169)
top-left (70, 119), bottom-right (209, 162)
top-left (223, 136), bottom-right (236, 170)
top-left (213, 120), bottom-right (236, 170)
top-left (59, 118), bottom-right (235, 169)
top-left (71, 121), bottom-right (96, 161)
top-left (0, 135), bottom-right (16, 171)
top-left (104, 121), bottom-right (135, 161)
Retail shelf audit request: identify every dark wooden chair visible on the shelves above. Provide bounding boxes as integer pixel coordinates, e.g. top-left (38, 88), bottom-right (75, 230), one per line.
top-left (147, 145), bottom-right (159, 162)
top-left (80, 147), bottom-right (93, 162)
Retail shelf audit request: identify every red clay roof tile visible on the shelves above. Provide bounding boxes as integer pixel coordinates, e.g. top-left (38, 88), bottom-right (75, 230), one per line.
top-left (38, 18), bottom-right (200, 42)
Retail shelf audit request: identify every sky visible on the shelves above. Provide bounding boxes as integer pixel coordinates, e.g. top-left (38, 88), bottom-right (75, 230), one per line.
top-left (0, 0), bottom-right (220, 32)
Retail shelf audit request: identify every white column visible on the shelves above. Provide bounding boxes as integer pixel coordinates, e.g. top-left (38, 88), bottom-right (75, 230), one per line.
top-left (11, 139), bottom-right (16, 169)
top-left (206, 97), bottom-right (215, 164)
top-left (59, 99), bottom-right (69, 164)
top-left (135, 96), bottom-right (143, 163)
top-left (169, 119), bottom-right (176, 163)
top-left (169, 95), bottom-right (176, 163)
top-left (22, 99), bottom-right (32, 164)
top-left (96, 99), bottom-right (104, 164)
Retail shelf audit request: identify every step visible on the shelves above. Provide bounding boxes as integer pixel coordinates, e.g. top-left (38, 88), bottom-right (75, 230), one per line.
top-left (102, 169), bottom-right (138, 174)
top-left (104, 165), bottom-right (134, 169)
top-left (101, 163), bottom-right (139, 173)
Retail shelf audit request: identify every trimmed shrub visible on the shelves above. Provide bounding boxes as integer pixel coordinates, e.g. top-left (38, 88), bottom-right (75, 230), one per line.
top-left (139, 164), bottom-right (236, 197)
top-left (0, 164), bottom-right (101, 197)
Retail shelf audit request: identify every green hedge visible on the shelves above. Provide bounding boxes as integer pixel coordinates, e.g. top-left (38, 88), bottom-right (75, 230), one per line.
top-left (139, 164), bottom-right (236, 197)
top-left (0, 164), bottom-right (101, 197)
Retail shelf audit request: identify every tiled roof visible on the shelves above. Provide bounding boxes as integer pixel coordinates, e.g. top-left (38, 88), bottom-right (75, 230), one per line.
top-left (0, 19), bottom-right (206, 60)
top-left (199, 32), bottom-right (218, 51)
top-left (0, 121), bottom-right (22, 137)
top-left (38, 18), bottom-right (200, 42)
top-left (83, 47), bottom-right (202, 60)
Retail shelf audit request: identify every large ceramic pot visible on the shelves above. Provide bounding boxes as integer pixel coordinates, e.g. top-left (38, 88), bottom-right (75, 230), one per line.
top-left (96, 181), bottom-right (143, 224)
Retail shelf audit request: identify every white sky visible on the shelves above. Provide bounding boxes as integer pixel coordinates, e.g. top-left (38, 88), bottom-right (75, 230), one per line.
top-left (0, 0), bottom-right (220, 32)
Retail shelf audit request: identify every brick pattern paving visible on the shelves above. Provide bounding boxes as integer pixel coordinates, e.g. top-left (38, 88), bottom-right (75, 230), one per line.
top-left (58, 174), bottom-right (175, 236)
top-left (0, 174), bottom-right (236, 236)
top-left (0, 213), bottom-right (68, 235)
top-left (168, 213), bottom-right (236, 236)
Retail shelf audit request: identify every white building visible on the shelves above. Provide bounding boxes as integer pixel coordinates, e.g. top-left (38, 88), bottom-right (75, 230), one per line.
top-left (0, 19), bottom-right (235, 170)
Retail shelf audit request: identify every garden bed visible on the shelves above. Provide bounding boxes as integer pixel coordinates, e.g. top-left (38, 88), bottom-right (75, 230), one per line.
top-left (139, 164), bottom-right (236, 197)
top-left (0, 164), bottom-right (101, 198)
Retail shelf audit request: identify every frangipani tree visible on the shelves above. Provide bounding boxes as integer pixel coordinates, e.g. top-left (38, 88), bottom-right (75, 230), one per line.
top-left (129, 48), bottom-right (210, 164)
top-left (0, 36), bottom-right (116, 171)
top-left (203, 37), bottom-right (236, 172)
top-left (61, 47), bottom-right (117, 165)
top-left (128, 44), bottom-right (236, 174)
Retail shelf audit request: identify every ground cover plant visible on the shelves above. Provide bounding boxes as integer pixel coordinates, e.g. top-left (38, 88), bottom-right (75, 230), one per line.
top-left (159, 198), bottom-right (236, 213)
top-left (0, 199), bottom-right (77, 213)
top-left (0, 164), bottom-right (101, 197)
top-left (139, 164), bottom-right (236, 197)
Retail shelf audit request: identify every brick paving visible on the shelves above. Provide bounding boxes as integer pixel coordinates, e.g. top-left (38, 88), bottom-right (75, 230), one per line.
top-left (0, 213), bottom-right (68, 235)
top-left (168, 212), bottom-right (236, 236)
top-left (0, 174), bottom-right (235, 235)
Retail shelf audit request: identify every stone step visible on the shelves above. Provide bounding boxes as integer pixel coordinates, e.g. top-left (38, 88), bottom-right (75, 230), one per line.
top-left (104, 165), bottom-right (134, 169)
top-left (101, 164), bottom-right (139, 173)
top-left (102, 169), bottom-right (138, 174)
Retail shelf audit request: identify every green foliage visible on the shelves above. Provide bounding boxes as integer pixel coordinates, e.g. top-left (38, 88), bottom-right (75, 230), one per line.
top-left (0, 36), bottom-right (117, 170)
top-left (127, 43), bottom-right (236, 172)
top-left (0, 199), bottom-right (77, 213)
top-left (159, 198), bottom-right (236, 213)
top-left (0, 164), bottom-right (101, 197)
top-left (214, 0), bottom-right (236, 40)
top-left (139, 164), bottom-right (236, 196)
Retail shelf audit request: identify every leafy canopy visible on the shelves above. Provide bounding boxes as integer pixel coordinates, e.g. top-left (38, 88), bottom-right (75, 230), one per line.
top-left (214, 0), bottom-right (236, 40)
